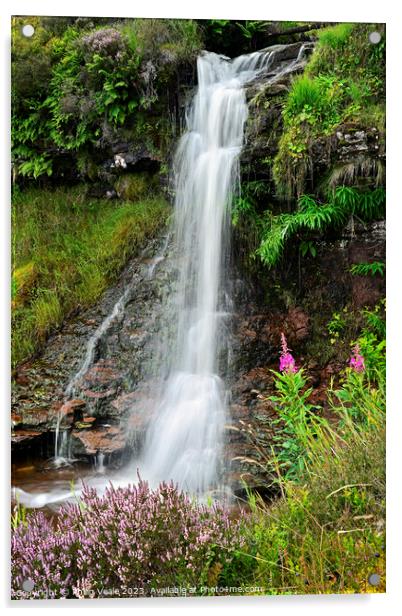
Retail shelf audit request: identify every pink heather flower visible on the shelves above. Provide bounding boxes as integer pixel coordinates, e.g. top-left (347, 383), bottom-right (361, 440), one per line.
top-left (279, 332), bottom-right (297, 373)
top-left (349, 344), bottom-right (365, 373)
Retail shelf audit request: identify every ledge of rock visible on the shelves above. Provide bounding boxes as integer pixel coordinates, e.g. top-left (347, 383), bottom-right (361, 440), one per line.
top-left (71, 425), bottom-right (127, 457)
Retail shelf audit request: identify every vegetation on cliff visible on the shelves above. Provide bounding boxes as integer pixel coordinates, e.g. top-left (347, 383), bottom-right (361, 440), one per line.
top-left (12, 186), bottom-right (169, 368)
top-left (11, 18), bottom-right (386, 598)
top-left (234, 23), bottom-right (385, 272)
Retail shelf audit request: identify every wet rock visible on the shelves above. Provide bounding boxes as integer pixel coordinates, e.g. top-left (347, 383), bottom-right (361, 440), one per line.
top-left (11, 429), bottom-right (44, 451)
top-left (285, 307), bottom-right (310, 342)
top-left (20, 407), bottom-right (51, 428)
top-left (55, 399), bottom-right (86, 426)
top-left (77, 360), bottom-right (124, 417)
top-left (70, 425), bottom-right (127, 456)
top-left (11, 413), bottom-right (23, 428)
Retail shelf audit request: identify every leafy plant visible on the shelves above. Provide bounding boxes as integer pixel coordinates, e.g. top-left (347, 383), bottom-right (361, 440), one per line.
top-left (327, 309), bottom-right (347, 343)
top-left (236, 20), bottom-right (269, 40)
top-left (350, 261), bottom-right (385, 277)
top-left (299, 239), bottom-right (317, 258)
top-left (256, 187), bottom-right (385, 268)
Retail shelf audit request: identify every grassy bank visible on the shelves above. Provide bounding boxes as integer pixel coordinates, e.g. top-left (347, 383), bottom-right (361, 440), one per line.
top-left (233, 411), bottom-right (385, 594)
top-left (11, 186), bottom-right (169, 369)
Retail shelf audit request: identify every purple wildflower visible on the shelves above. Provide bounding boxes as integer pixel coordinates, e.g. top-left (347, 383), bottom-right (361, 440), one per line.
top-left (349, 344), bottom-right (365, 373)
top-left (11, 480), bottom-right (245, 599)
top-left (279, 332), bottom-right (297, 373)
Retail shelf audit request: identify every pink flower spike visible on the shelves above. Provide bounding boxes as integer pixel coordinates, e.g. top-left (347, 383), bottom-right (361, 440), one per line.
top-left (279, 333), bottom-right (297, 373)
top-left (349, 344), bottom-right (365, 373)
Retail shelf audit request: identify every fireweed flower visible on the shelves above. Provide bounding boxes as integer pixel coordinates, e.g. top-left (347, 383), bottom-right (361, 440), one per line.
top-left (279, 332), bottom-right (297, 373)
top-left (349, 344), bottom-right (365, 373)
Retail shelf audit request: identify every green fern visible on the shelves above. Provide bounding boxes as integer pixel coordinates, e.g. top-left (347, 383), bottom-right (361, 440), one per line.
top-left (256, 187), bottom-right (385, 268)
top-left (350, 261), bottom-right (385, 277)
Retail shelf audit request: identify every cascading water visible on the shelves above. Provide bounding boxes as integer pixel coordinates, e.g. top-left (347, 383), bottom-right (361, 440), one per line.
top-left (140, 50), bottom-right (280, 496)
top-left (13, 44), bottom-right (311, 508)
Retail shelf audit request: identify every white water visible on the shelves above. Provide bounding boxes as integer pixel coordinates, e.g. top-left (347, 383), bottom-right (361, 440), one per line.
top-left (140, 50), bottom-right (281, 495)
top-left (14, 45), bottom-right (310, 508)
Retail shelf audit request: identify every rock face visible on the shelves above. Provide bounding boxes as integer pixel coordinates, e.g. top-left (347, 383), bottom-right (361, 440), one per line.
top-left (241, 42), bottom-right (311, 183)
top-left (11, 40), bottom-right (385, 494)
top-left (11, 233), bottom-right (172, 458)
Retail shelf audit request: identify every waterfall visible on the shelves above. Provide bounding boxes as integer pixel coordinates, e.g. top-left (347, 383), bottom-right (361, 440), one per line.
top-left (140, 50), bottom-right (277, 496)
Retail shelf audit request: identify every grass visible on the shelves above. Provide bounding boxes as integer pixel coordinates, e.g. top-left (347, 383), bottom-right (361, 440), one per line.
top-left (239, 422), bottom-right (385, 594)
top-left (11, 185), bottom-right (170, 369)
top-left (273, 23), bottom-right (385, 200)
top-left (225, 367), bottom-right (385, 594)
top-left (285, 75), bottom-right (323, 116)
top-left (220, 307), bottom-right (386, 595)
top-left (316, 22), bottom-right (354, 49)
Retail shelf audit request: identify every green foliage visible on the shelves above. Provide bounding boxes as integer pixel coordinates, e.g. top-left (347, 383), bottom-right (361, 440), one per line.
top-left (350, 261), bottom-right (385, 277)
top-left (256, 187), bottom-right (385, 268)
top-left (327, 309), bottom-right (347, 343)
top-left (316, 23), bottom-right (354, 49)
top-left (285, 75), bottom-right (324, 117)
top-left (223, 391), bottom-right (385, 593)
top-left (362, 300), bottom-right (386, 339)
top-left (115, 172), bottom-right (158, 201)
top-left (207, 20), bottom-right (230, 36)
top-left (236, 20), bottom-right (270, 40)
top-left (299, 240), bottom-right (317, 258)
top-left (12, 17), bottom-right (203, 179)
top-left (127, 18), bottom-right (202, 66)
top-left (269, 369), bottom-right (321, 480)
top-left (273, 23), bottom-right (385, 198)
top-left (11, 498), bottom-right (28, 530)
top-left (11, 186), bottom-right (169, 368)
top-left (329, 301), bottom-right (385, 426)
top-left (222, 316), bottom-right (386, 594)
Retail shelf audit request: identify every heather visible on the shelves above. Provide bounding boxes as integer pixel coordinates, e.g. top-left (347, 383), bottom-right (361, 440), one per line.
top-left (11, 17), bottom-right (385, 599)
top-left (12, 307), bottom-right (385, 597)
top-left (12, 480), bottom-right (244, 599)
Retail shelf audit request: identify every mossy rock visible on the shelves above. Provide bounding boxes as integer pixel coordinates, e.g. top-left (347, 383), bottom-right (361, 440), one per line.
top-left (115, 172), bottom-right (158, 201)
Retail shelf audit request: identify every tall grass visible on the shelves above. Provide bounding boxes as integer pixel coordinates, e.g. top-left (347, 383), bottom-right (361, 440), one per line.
top-left (225, 387), bottom-right (385, 594)
top-left (285, 75), bottom-right (324, 116)
top-left (11, 185), bottom-right (169, 368)
top-left (223, 311), bottom-right (386, 594)
top-left (316, 23), bottom-right (354, 49)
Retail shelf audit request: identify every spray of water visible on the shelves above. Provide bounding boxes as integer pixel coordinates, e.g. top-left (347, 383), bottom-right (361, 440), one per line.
top-left (140, 50), bottom-right (283, 495)
top-left (13, 45), bottom-right (310, 508)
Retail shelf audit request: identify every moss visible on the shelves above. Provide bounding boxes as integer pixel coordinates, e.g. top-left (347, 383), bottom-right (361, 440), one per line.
top-left (11, 262), bottom-right (37, 310)
top-left (115, 172), bottom-right (159, 201)
top-left (272, 23), bottom-right (385, 199)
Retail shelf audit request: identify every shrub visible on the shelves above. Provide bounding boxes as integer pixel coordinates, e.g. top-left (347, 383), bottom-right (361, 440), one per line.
top-left (11, 481), bottom-right (243, 599)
